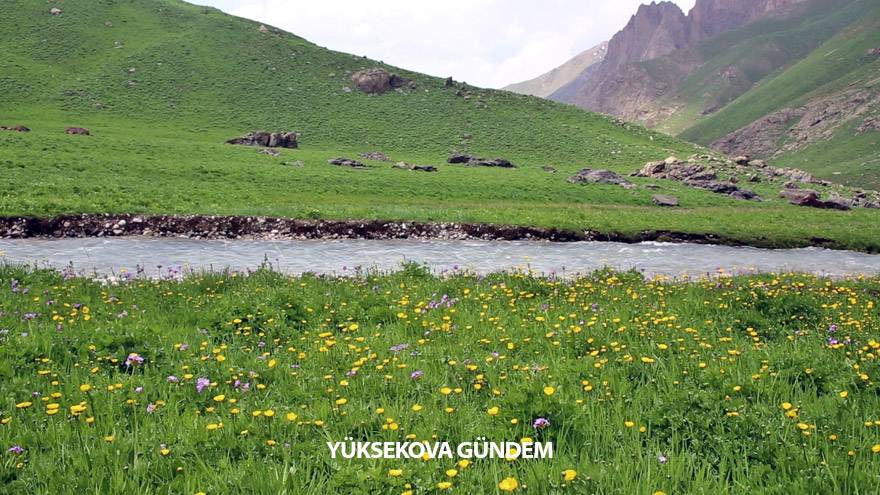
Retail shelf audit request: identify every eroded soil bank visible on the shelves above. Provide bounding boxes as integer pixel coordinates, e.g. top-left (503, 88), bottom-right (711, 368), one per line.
top-left (0, 214), bottom-right (859, 251)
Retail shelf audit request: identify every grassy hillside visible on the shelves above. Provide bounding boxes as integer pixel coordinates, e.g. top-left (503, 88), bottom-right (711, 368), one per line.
top-left (0, 0), bottom-right (879, 250)
top-left (0, 0), bottom-right (678, 161)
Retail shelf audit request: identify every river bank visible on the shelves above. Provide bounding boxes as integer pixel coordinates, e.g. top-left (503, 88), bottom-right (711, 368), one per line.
top-left (0, 213), bottom-right (853, 251)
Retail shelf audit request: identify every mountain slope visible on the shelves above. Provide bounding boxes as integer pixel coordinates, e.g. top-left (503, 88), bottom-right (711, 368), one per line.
top-left (550, 0), bottom-right (819, 117)
top-left (539, 0), bottom-right (879, 186)
top-left (502, 42), bottom-right (607, 97)
top-left (677, 2), bottom-right (880, 186)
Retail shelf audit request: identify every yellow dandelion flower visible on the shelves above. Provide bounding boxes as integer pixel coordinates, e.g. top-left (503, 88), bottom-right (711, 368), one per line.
top-left (562, 469), bottom-right (577, 481)
top-left (498, 477), bottom-right (519, 492)
top-left (543, 386), bottom-right (556, 396)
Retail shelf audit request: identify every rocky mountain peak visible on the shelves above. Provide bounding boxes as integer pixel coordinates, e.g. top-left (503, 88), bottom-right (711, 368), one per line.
top-left (604, 1), bottom-right (690, 69)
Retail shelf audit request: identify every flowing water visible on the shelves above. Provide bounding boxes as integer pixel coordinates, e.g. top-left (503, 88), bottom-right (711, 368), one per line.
top-left (2, 237), bottom-right (880, 278)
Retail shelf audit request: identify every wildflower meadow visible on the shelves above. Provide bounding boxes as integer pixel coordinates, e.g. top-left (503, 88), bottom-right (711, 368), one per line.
top-left (1, 264), bottom-right (879, 493)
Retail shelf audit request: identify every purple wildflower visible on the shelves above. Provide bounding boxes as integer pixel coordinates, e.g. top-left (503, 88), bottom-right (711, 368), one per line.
top-left (390, 343), bottom-right (409, 353)
top-left (7, 445), bottom-right (24, 455)
top-left (658, 454), bottom-right (668, 464)
top-left (125, 353), bottom-right (144, 367)
top-left (166, 375), bottom-right (179, 383)
top-left (410, 370), bottom-right (424, 380)
top-left (146, 403), bottom-right (156, 414)
top-left (196, 377), bottom-right (210, 393)
top-left (533, 417), bottom-right (551, 429)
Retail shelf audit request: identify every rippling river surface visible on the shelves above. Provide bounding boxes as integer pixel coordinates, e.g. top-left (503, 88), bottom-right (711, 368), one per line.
top-left (1, 237), bottom-right (880, 278)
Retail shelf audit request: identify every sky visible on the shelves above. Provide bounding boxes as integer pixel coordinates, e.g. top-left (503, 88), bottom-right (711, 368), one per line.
top-left (198, 0), bottom-right (697, 89)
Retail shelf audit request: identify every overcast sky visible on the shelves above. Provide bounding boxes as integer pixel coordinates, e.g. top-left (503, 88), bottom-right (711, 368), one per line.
top-left (198, 0), bottom-right (697, 88)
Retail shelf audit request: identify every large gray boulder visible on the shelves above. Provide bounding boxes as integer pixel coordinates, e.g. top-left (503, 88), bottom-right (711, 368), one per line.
top-left (568, 168), bottom-right (634, 188)
top-left (227, 131), bottom-right (298, 149)
top-left (350, 68), bottom-right (408, 94)
top-left (447, 154), bottom-right (516, 168)
top-left (652, 194), bottom-right (679, 207)
top-left (780, 189), bottom-right (851, 210)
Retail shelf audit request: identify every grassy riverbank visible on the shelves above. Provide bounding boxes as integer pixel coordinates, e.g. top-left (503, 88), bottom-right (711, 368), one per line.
top-left (2, 122), bottom-right (880, 251)
top-left (1, 265), bottom-right (879, 493)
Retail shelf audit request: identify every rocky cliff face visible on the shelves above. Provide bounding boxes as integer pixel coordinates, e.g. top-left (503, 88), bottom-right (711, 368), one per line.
top-left (603, 2), bottom-right (690, 69)
top-left (550, 0), bottom-right (812, 120)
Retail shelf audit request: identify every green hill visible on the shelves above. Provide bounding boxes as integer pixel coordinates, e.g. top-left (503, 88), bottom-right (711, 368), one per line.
top-left (0, 0), bottom-right (679, 161)
top-left (1, 0), bottom-right (879, 250)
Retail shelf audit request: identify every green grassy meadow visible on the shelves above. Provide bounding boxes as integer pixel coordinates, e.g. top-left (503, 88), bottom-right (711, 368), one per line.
top-left (1, 265), bottom-right (879, 493)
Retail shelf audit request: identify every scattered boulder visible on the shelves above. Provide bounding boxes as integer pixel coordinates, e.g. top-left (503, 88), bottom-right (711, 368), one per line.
top-left (446, 154), bottom-right (516, 168)
top-left (632, 157), bottom-right (715, 181)
top-left (258, 24), bottom-right (269, 33)
top-left (350, 68), bottom-right (408, 94)
top-left (227, 131), bottom-right (298, 149)
top-left (447, 153), bottom-right (476, 164)
top-left (50, 7), bottom-right (62, 15)
top-left (748, 159), bottom-right (767, 168)
top-left (359, 151), bottom-right (390, 161)
top-left (633, 156), bottom-right (759, 200)
top-left (729, 189), bottom-right (761, 201)
top-left (858, 116), bottom-right (880, 132)
top-left (865, 47), bottom-right (880, 57)
top-left (0, 125), bottom-right (29, 132)
top-left (282, 160), bottom-right (305, 168)
top-left (652, 194), bottom-right (679, 207)
top-left (780, 189), bottom-right (850, 210)
top-left (733, 155), bottom-right (750, 165)
top-left (328, 157), bottom-right (366, 168)
top-left (391, 162), bottom-right (435, 172)
top-left (541, 165), bottom-right (557, 173)
top-left (65, 127), bottom-right (90, 136)
top-left (567, 168), bottom-right (634, 189)
top-left (259, 148), bottom-right (280, 157)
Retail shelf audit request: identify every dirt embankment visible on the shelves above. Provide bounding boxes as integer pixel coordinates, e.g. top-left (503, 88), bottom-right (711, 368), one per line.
top-left (0, 214), bottom-right (750, 247)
